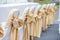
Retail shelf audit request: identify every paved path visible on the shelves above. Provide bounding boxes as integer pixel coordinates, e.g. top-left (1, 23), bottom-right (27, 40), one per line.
top-left (35, 24), bottom-right (59, 40)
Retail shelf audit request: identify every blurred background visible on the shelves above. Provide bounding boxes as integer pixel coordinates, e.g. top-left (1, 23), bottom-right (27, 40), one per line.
top-left (0, 0), bottom-right (59, 4)
top-left (0, 0), bottom-right (59, 23)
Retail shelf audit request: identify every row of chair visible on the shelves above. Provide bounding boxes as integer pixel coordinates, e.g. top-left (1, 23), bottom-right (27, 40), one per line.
top-left (0, 3), bottom-right (57, 40)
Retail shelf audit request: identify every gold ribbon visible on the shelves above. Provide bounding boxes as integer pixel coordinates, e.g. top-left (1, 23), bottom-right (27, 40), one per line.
top-left (6, 10), bottom-right (23, 40)
top-left (0, 25), bottom-right (4, 37)
top-left (45, 5), bottom-right (57, 25)
top-left (34, 6), bottom-right (42, 37)
top-left (5, 4), bottom-right (57, 40)
top-left (23, 7), bottom-right (30, 40)
top-left (23, 6), bottom-right (35, 40)
top-left (10, 17), bottom-right (23, 40)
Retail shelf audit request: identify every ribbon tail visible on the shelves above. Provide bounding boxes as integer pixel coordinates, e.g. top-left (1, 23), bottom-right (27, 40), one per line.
top-left (42, 16), bottom-right (46, 31)
top-left (23, 23), bottom-right (28, 40)
top-left (16, 29), bottom-right (19, 40)
top-left (37, 19), bottom-right (42, 37)
top-left (30, 22), bottom-right (34, 40)
top-left (27, 23), bottom-right (30, 40)
top-left (9, 27), bottom-right (16, 40)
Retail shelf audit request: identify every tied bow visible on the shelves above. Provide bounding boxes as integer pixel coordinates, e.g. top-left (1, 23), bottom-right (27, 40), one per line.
top-left (6, 10), bottom-right (23, 40)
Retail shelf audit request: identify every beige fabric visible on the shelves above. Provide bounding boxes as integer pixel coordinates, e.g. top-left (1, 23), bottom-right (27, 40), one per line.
top-left (23, 22), bottom-right (28, 40)
top-left (42, 12), bottom-right (46, 31)
top-left (49, 4), bottom-right (57, 25)
top-left (34, 6), bottom-right (42, 37)
top-left (6, 10), bottom-right (23, 40)
top-left (0, 25), bottom-right (4, 37)
top-left (29, 6), bottom-right (35, 37)
top-left (36, 10), bottom-right (43, 37)
top-left (47, 7), bottom-right (56, 25)
top-left (23, 7), bottom-right (30, 40)
top-left (29, 6), bottom-right (35, 40)
top-left (10, 17), bottom-right (23, 40)
top-left (6, 4), bottom-right (57, 40)
top-left (6, 10), bottom-right (14, 28)
top-left (49, 8), bottom-right (56, 24)
top-left (23, 6), bottom-right (34, 40)
top-left (33, 6), bottom-right (41, 37)
top-left (36, 18), bottom-right (42, 37)
top-left (39, 8), bottom-right (47, 31)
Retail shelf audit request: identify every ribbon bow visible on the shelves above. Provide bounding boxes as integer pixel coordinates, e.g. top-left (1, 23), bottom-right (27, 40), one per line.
top-left (6, 9), bottom-right (23, 40)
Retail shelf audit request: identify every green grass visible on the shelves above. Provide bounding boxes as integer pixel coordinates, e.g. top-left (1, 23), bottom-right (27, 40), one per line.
top-left (39, 0), bottom-right (51, 4)
top-left (43, 0), bottom-right (51, 2)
